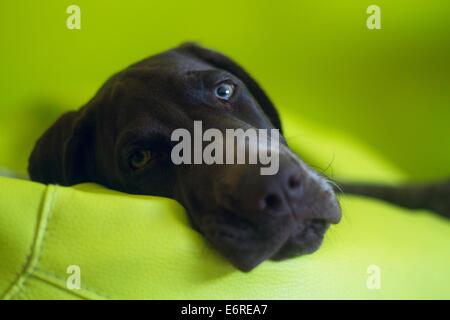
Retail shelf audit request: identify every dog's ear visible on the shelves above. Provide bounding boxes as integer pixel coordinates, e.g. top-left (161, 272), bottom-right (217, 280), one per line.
top-left (178, 43), bottom-right (283, 133)
top-left (28, 105), bottom-right (95, 185)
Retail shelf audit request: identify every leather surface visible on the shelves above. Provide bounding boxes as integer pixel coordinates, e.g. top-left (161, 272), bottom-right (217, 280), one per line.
top-left (1, 117), bottom-right (449, 299)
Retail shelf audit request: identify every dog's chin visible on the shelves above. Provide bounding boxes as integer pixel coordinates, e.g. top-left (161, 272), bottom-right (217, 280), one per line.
top-left (270, 220), bottom-right (329, 261)
top-left (194, 211), bottom-right (330, 272)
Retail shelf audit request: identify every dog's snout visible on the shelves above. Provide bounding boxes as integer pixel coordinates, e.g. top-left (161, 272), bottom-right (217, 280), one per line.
top-left (205, 154), bottom-right (342, 271)
top-left (223, 158), bottom-right (340, 226)
top-left (230, 166), bottom-right (298, 221)
top-left (260, 169), bottom-right (304, 215)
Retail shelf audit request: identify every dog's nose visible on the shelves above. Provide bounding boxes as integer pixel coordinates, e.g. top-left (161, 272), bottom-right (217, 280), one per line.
top-left (259, 169), bottom-right (303, 214)
top-left (238, 163), bottom-right (303, 218)
top-left (226, 159), bottom-right (341, 225)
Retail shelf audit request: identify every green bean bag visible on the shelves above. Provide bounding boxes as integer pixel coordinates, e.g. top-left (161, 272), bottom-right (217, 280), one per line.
top-left (1, 116), bottom-right (449, 300)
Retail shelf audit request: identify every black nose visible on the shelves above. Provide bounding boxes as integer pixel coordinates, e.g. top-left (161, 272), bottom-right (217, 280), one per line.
top-left (227, 158), bottom-right (341, 225)
top-left (260, 168), bottom-right (303, 213)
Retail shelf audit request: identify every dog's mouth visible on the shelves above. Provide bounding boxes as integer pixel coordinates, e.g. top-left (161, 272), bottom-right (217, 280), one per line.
top-left (195, 209), bottom-right (331, 272)
top-left (270, 219), bottom-right (330, 260)
top-left (176, 158), bottom-right (341, 272)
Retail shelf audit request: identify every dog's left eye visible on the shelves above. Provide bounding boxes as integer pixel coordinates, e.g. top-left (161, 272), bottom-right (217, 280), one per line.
top-left (214, 82), bottom-right (235, 101)
top-left (129, 149), bottom-right (152, 170)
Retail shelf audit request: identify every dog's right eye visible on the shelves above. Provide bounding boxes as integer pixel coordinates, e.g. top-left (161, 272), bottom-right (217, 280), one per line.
top-left (129, 149), bottom-right (152, 170)
top-left (214, 82), bottom-right (235, 101)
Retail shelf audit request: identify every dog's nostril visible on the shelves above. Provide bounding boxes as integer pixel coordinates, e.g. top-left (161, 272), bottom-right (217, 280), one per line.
top-left (288, 175), bottom-right (301, 190)
top-left (264, 193), bottom-right (282, 210)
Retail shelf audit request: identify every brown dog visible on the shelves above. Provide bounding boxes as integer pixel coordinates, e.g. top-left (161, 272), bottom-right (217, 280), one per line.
top-left (28, 43), bottom-right (449, 271)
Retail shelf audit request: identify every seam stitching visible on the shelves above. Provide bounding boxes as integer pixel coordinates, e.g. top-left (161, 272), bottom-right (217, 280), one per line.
top-left (32, 268), bottom-right (110, 300)
top-left (2, 185), bottom-right (57, 300)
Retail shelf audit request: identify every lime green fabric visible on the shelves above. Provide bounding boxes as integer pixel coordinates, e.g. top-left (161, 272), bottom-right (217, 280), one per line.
top-left (1, 117), bottom-right (449, 300)
top-left (1, 0), bottom-right (449, 300)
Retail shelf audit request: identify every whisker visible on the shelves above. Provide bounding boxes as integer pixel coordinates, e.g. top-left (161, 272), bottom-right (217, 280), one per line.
top-left (327, 179), bottom-right (344, 195)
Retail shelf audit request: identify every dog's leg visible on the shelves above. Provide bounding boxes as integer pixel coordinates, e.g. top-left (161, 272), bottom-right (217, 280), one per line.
top-left (334, 179), bottom-right (450, 219)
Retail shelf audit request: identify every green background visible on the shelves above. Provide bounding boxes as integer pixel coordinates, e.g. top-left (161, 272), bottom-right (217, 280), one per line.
top-left (0, 0), bottom-right (449, 180)
top-left (0, 1), bottom-right (449, 299)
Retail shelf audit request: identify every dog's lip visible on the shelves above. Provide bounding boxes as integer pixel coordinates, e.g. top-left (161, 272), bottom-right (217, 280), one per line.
top-left (196, 209), bottom-right (291, 272)
top-left (270, 221), bottom-right (330, 261)
top-left (194, 208), bottom-right (332, 271)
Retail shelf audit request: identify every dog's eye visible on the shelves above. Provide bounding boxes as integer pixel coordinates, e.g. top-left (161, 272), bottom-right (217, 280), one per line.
top-left (129, 149), bottom-right (152, 170)
top-left (214, 82), bottom-right (235, 101)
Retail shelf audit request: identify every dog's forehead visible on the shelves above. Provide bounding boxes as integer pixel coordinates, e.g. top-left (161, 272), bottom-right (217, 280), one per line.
top-left (101, 51), bottom-right (221, 132)
top-left (128, 50), bottom-right (215, 77)
top-left (105, 50), bottom-right (217, 103)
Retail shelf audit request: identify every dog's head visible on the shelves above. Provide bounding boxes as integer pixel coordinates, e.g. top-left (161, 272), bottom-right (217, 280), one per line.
top-left (29, 43), bottom-right (341, 271)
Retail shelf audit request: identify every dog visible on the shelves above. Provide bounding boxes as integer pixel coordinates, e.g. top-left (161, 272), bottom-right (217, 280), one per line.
top-left (28, 43), bottom-right (450, 271)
